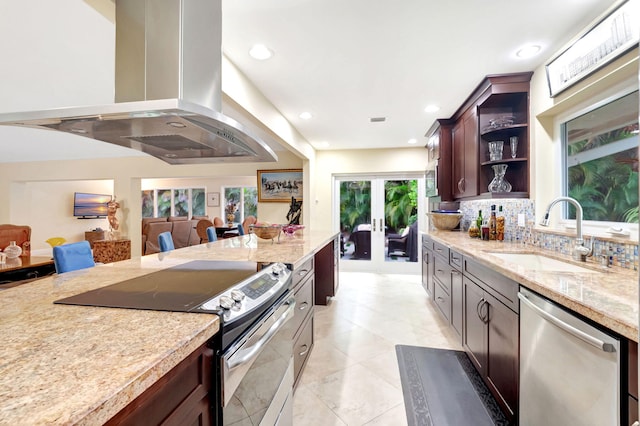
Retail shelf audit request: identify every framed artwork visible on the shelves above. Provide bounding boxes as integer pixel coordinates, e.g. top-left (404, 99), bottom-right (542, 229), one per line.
top-left (545, 0), bottom-right (638, 97)
top-left (257, 169), bottom-right (303, 202)
top-left (207, 192), bottom-right (220, 207)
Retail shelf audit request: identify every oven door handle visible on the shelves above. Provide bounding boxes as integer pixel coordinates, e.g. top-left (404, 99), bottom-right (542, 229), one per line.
top-left (227, 296), bottom-right (296, 370)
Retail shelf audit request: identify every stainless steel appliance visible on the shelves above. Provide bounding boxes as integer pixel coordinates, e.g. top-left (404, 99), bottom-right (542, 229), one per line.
top-left (0, 0), bottom-right (278, 165)
top-left (518, 287), bottom-right (620, 425)
top-left (55, 260), bottom-right (294, 425)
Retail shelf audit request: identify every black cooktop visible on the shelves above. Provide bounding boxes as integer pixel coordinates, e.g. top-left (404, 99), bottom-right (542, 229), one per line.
top-left (54, 260), bottom-right (260, 313)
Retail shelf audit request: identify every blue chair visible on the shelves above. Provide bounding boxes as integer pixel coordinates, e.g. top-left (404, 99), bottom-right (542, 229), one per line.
top-left (53, 240), bottom-right (95, 274)
top-left (158, 231), bottom-right (175, 252)
top-left (237, 224), bottom-right (245, 235)
top-left (206, 226), bottom-right (218, 242)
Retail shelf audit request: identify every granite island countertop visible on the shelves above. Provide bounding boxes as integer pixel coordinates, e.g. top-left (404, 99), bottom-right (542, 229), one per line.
top-left (0, 230), bottom-right (337, 425)
top-left (425, 230), bottom-right (639, 342)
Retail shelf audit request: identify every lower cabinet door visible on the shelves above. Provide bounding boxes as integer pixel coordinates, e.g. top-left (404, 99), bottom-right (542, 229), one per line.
top-left (463, 277), bottom-right (487, 374)
top-left (450, 269), bottom-right (463, 341)
top-left (293, 315), bottom-right (314, 388)
top-left (485, 290), bottom-right (518, 420)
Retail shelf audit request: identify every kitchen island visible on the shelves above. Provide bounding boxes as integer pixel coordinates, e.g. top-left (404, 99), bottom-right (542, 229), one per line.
top-left (0, 230), bottom-right (337, 425)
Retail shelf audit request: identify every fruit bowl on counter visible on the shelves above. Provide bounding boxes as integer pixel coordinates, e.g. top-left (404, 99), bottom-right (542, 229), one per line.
top-left (282, 224), bottom-right (304, 237)
top-left (249, 223), bottom-right (283, 242)
top-left (428, 211), bottom-right (463, 231)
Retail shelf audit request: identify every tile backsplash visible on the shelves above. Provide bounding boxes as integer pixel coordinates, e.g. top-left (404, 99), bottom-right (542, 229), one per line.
top-left (458, 198), bottom-right (639, 270)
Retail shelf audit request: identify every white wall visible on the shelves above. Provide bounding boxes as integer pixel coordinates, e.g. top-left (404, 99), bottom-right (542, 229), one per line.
top-left (530, 48), bottom-right (639, 224)
top-left (314, 147), bottom-right (430, 232)
top-left (0, 150), bottom-right (303, 254)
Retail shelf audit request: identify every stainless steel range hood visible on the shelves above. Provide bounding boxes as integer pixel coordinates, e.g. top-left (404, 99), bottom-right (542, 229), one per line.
top-left (0, 0), bottom-right (278, 165)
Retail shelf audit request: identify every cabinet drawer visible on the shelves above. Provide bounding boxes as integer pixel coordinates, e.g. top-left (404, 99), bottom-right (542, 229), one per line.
top-left (434, 282), bottom-right (451, 322)
top-left (449, 250), bottom-right (463, 271)
top-left (422, 235), bottom-right (433, 250)
top-left (293, 315), bottom-right (314, 387)
top-left (432, 240), bottom-right (449, 260)
top-left (463, 257), bottom-right (518, 313)
top-left (291, 274), bottom-right (314, 337)
top-left (292, 256), bottom-right (314, 289)
top-left (433, 255), bottom-right (451, 292)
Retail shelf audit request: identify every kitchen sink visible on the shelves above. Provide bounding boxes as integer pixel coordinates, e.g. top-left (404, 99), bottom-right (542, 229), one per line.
top-left (486, 252), bottom-right (598, 273)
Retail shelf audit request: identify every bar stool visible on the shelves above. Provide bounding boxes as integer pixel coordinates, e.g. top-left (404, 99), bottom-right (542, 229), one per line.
top-left (53, 240), bottom-right (96, 273)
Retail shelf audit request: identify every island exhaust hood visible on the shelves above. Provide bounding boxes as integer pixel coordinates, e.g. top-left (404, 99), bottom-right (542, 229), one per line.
top-left (0, 0), bottom-right (278, 164)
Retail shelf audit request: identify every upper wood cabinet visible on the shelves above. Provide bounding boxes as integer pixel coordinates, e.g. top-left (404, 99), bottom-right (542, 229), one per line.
top-left (427, 72), bottom-right (532, 201)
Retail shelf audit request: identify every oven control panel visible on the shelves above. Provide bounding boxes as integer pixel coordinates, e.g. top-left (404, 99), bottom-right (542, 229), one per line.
top-left (197, 262), bottom-right (291, 323)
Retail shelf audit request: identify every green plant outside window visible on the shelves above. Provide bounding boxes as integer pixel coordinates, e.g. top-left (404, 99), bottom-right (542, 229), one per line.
top-left (563, 90), bottom-right (638, 223)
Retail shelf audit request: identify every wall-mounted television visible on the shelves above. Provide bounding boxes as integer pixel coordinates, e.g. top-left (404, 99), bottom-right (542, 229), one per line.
top-left (73, 192), bottom-right (112, 218)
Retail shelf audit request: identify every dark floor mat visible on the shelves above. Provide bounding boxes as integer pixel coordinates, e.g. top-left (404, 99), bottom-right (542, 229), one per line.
top-left (396, 345), bottom-right (511, 426)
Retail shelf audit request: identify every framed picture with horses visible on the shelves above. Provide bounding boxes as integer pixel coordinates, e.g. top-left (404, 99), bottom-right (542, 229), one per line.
top-left (257, 169), bottom-right (303, 202)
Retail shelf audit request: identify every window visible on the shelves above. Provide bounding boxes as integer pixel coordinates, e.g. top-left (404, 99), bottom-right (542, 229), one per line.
top-left (141, 188), bottom-right (205, 218)
top-left (223, 186), bottom-right (257, 222)
top-left (562, 90), bottom-right (638, 223)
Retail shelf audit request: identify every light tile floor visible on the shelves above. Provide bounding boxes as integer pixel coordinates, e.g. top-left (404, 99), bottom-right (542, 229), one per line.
top-left (292, 272), bottom-right (462, 425)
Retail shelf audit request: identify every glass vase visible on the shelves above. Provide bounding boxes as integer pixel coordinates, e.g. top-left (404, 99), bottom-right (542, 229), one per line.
top-left (4, 240), bottom-right (23, 259)
top-left (488, 164), bottom-right (512, 193)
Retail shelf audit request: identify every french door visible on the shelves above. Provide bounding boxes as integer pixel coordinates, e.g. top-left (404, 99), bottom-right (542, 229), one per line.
top-left (335, 174), bottom-right (424, 274)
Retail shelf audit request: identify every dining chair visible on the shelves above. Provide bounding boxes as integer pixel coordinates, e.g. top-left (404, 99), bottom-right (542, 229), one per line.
top-left (158, 231), bottom-right (175, 252)
top-left (237, 224), bottom-right (245, 235)
top-left (206, 226), bottom-right (218, 242)
top-left (213, 217), bottom-right (224, 227)
top-left (52, 240), bottom-right (96, 274)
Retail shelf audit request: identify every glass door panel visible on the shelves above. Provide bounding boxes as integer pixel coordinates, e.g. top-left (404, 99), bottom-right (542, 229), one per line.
top-left (336, 175), bottom-right (423, 274)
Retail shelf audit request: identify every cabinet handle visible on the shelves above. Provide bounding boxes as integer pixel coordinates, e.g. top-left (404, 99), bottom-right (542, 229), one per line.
top-left (476, 298), bottom-right (485, 320)
top-left (297, 269), bottom-right (309, 277)
top-left (299, 302), bottom-right (309, 311)
top-left (423, 254), bottom-right (429, 262)
top-left (373, 220), bottom-right (376, 232)
top-left (451, 270), bottom-right (460, 275)
top-left (458, 178), bottom-right (465, 193)
top-left (436, 296), bottom-right (445, 303)
top-left (480, 300), bottom-right (490, 323)
top-left (298, 344), bottom-right (309, 357)
top-left (436, 269), bottom-right (444, 274)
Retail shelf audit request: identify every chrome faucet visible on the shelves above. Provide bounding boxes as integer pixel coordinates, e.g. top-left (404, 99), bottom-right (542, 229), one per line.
top-left (540, 196), bottom-right (593, 262)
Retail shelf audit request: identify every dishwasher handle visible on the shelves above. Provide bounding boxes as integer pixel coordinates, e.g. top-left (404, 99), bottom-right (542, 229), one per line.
top-left (518, 292), bottom-right (615, 353)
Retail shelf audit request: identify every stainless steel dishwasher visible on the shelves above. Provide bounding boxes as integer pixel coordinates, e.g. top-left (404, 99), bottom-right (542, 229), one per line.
top-left (518, 287), bottom-right (620, 425)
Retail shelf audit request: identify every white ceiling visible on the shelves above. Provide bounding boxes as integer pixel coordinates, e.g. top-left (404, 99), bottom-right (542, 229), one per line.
top-left (0, 0), bottom-right (619, 162)
top-left (221, 0), bottom-right (616, 151)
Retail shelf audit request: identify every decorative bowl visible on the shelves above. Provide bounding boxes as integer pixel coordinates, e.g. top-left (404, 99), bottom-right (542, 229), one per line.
top-left (429, 212), bottom-right (463, 231)
top-left (249, 224), bottom-right (283, 241)
top-left (282, 224), bottom-right (304, 236)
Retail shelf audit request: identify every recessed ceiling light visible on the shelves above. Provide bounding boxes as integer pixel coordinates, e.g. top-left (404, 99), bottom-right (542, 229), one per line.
top-left (408, 139), bottom-right (417, 145)
top-left (516, 44), bottom-right (541, 59)
top-left (299, 112), bottom-right (312, 120)
top-left (249, 44), bottom-right (273, 60)
top-left (424, 105), bottom-right (440, 113)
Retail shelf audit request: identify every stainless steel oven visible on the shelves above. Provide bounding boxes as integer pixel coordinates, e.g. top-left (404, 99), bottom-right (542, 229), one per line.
top-left (218, 291), bottom-right (295, 425)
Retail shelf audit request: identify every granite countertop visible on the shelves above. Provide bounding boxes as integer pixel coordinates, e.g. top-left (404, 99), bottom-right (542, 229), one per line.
top-left (425, 230), bottom-right (639, 342)
top-left (0, 230), bottom-right (337, 425)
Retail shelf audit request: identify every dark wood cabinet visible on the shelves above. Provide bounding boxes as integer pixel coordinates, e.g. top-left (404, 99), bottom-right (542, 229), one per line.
top-left (430, 72), bottom-right (532, 201)
top-left (629, 340), bottom-right (638, 424)
top-left (451, 109), bottom-right (479, 199)
top-left (421, 237), bottom-right (434, 299)
top-left (315, 237), bottom-right (338, 305)
top-left (425, 235), bottom-right (462, 343)
top-left (462, 266), bottom-right (518, 422)
top-left (107, 343), bottom-right (213, 426)
top-left (450, 268), bottom-right (463, 339)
